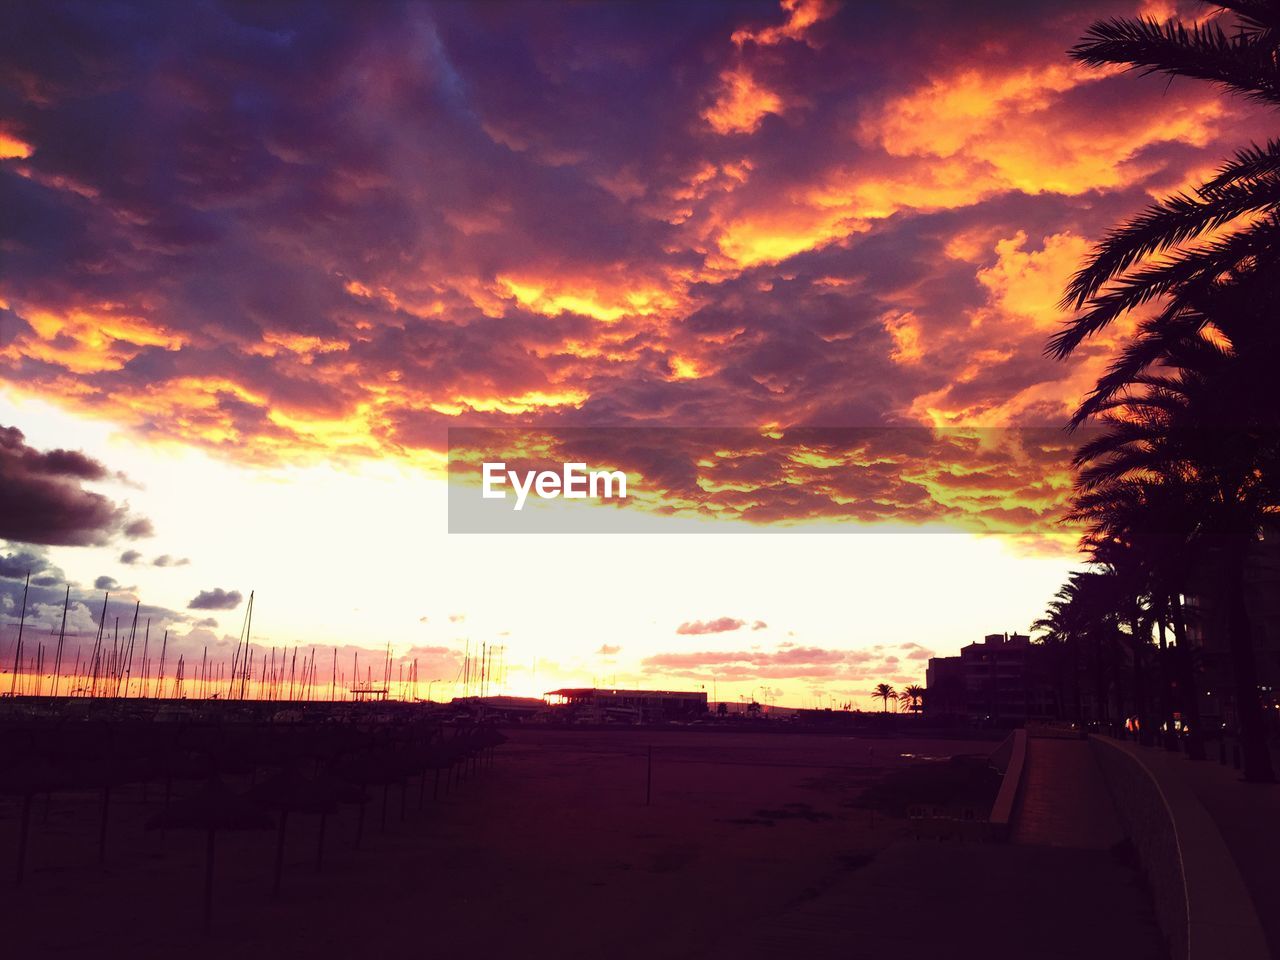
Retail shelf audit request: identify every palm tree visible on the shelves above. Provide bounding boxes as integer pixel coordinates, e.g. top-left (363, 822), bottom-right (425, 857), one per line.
top-left (1052, 1), bottom-right (1280, 782)
top-left (899, 684), bottom-right (925, 713)
top-left (873, 683), bottom-right (895, 713)
top-left (1051, 2), bottom-right (1280, 365)
top-left (1069, 322), bottom-right (1279, 780)
top-left (1066, 475), bottom-right (1208, 757)
top-left (1038, 570), bottom-right (1131, 731)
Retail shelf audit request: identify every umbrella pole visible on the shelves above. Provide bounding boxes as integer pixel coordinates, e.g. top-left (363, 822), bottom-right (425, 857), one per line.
top-left (98, 785), bottom-right (111, 863)
top-left (203, 828), bottom-right (216, 936)
top-left (272, 810), bottom-right (289, 899)
top-left (16, 792), bottom-right (32, 885)
top-left (315, 812), bottom-right (327, 874)
top-left (162, 776), bottom-right (172, 847)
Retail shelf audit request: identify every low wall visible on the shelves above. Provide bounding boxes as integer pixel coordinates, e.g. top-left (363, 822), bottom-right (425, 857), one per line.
top-left (987, 728), bottom-right (1026, 840)
top-left (1090, 736), bottom-right (1268, 960)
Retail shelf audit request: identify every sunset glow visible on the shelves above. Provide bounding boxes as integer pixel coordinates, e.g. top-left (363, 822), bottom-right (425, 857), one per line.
top-left (0, 0), bottom-right (1272, 707)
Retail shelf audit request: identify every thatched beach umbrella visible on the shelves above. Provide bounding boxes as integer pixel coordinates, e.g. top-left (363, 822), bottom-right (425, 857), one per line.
top-left (248, 769), bottom-right (337, 896)
top-left (0, 759), bottom-right (66, 885)
top-left (66, 749), bottom-right (151, 863)
top-left (146, 780), bottom-right (271, 934)
top-left (308, 772), bottom-right (365, 872)
top-left (333, 752), bottom-right (404, 840)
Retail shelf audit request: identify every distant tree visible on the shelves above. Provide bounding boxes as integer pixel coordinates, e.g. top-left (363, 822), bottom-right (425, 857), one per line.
top-left (899, 684), bottom-right (925, 713)
top-left (873, 683), bottom-right (896, 713)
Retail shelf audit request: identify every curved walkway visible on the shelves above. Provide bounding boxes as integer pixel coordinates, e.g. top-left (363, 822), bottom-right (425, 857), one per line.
top-left (1011, 736), bottom-right (1123, 849)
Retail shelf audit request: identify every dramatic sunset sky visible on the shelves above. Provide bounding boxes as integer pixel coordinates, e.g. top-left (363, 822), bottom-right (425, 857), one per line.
top-left (0, 0), bottom-right (1269, 706)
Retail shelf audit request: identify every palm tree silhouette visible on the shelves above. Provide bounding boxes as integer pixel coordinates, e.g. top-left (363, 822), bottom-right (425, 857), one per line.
top-left (1046, 1), bottom-right (1280, 782)
top-left (899, 684), bottom-right (924, 713)
top-left (1068, 321), bottom-right (1279, 780)
top-left (1050, 2), bottom-right (1280, 364)
top-left (873, 683), bottom-right (896, 713)
top-left (1066, 475), bottom-right (1208, 757)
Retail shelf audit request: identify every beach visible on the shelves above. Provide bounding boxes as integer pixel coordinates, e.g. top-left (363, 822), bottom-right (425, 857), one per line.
top-left (0, 726), bottom-right (1165, 958)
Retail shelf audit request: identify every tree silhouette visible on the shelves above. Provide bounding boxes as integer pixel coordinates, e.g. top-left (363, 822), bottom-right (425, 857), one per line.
top-left (899, 684), bottom-right (924, 713)
top-left (873, 683), bottom-right (896, 713)
top-left (1048, 1), bottom-right (1280, 782)
top-left (1051, 2), bottom-right (1280, 364)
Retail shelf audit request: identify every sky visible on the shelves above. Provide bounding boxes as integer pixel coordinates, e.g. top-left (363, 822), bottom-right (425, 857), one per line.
top-left (0, 0), bottom-right (1270, 707)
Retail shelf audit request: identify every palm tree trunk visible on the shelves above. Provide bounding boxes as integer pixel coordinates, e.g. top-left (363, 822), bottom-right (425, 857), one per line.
top-left (1130, 614), bottom-right (1149, 745)
top-left (1155, 607), bottom-right (1178, 751)
top-left (1070, 639), bottom-right (1083, 724)
top-left (1094, 633), bottom-right (1108, 730)
top-left (1170, 592), bottom-right (1205, 761)
top-left (1223, 538), bottom-right (1275, 783)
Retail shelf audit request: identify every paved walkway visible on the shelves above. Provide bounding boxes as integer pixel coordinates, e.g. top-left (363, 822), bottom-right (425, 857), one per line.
top-left (1130, 743), bottom-right (1280, 958)
top-left (734, 840), bottom-right (1166, 959)
top-left (1011, 736), bottom-right (1124, 849)
top-left (732, 737), bottom-right (1166, 959)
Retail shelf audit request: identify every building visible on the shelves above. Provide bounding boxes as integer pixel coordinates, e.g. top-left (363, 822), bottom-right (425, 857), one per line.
top-left (925, 632), bottom-right (1057, 724)
top-left (545, 688), bottom-right (707, 723)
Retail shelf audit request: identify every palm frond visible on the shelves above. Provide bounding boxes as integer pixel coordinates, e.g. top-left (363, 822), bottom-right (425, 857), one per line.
top-left (1069, 16), bottom-right (1280, 104)
top-left (1061, 178), bottom-right (1280, 311)
top-left (1200, 140), bottom-right (1280, 193)
top-left (1048, 222), bottom-right (1271, 358)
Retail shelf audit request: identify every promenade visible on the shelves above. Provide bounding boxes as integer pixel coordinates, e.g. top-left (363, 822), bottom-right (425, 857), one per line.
top-left (1011, 737), bottom-right (1124, 849)
top-left (735, 732), bottom-right (1166, 959)
top-left (1097, 738), bottom-right (1279, 959)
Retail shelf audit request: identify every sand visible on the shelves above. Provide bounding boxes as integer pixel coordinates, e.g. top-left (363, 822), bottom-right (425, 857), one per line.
top-left (0, 727), bottom-right (1163, 959)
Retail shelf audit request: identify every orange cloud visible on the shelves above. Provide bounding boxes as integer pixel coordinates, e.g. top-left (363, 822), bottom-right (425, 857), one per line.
top-left (0, 130), bottom-right (33, 160)
top-left (702, 68), bottom-right (784, 135)
top-left (863, 61), bottom-right (1225, 197)
top-left (3, 307), bottom-right (184, 375)
top-left (732, 0), bottom-right (838, 47)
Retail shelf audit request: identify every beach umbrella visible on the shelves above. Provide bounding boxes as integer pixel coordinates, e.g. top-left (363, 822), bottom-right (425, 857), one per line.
top-left (146, 780), bottom-right (271, 934)
top-left (65, 749), bottom-right (152, 863)
top-left (247, 769), bottom-right (336, 897)
top-left (0, 759), bottom-right (66, 885)
top-left (308, 772), bottom-right (365, 872)
top-left (333, 752), bottom-right (404, 839)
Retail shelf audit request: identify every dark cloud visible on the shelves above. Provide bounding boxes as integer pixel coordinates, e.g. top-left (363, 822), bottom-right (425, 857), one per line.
top-left (0, 548), bottom-right (50, 580)
top-left (119, 549), bottom-right (142, 565)
top-left (0, 0), bottom-right (1269, 530)
top-left (93, 575), bottom-right (120, 591)
top-left (0, 558), bottom-right (192, 642)
top-left (0, 425), bottom-right (150, 546)
top-left (152, 554), bottom-right (190, 567)
top-left (596, 644), bottom-right (621, 656)
top-left (676, 617), bottom-right (746, 636)
top-left (123, 518), bottom-right (155, 538)
top-left (188, 587), bottom-right (243, 610)
top-left (194, 617), bottom-right (219, 628)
